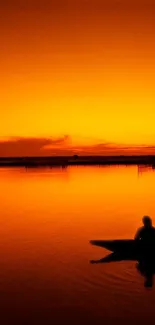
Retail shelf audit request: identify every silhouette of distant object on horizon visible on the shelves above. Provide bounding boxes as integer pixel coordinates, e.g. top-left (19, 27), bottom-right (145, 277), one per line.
top-left (90, 216), bottom-right (155, 288)
top-left (73, 155), bottom-right (79, 160)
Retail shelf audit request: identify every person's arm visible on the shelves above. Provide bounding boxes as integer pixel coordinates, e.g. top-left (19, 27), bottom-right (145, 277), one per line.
top-left (134, 228), bottom-right (141, 240)
top-left (135, 228), bottom-right (141, 240)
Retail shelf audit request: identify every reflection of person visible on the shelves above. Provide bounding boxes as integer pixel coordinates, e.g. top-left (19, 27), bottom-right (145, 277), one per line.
top-left (135, 216), bottom-right (155, 242)
top-left (136, 260), bottom-right (154, 288)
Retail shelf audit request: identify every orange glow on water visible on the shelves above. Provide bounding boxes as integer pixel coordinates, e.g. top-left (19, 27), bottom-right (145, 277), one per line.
top-left (1, 166), bottom-right (155, 323)
top-left (1, 165), bottom-right (155, 247)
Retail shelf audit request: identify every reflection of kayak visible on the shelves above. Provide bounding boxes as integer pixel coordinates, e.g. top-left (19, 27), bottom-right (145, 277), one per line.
top-left (90, 239), bottom-right (155, 254)
top-left (90, 240), bottom-right (155, 288)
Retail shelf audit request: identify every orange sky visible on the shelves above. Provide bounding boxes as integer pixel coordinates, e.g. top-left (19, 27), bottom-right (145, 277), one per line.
top-left (0, 0), bottom-right (155, 156)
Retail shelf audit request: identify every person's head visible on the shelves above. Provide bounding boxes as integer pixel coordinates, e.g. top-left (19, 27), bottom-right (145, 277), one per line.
top-left (142, 216), bottom-right (152, 227)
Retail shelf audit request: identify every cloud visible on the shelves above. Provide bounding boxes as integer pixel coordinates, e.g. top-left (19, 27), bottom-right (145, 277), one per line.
top-left (0, 136), bottom-right (69, 157)
top-left (43, 141), bottom-right (155, 156)
top-left (0, 136), bottom-right (155, 157)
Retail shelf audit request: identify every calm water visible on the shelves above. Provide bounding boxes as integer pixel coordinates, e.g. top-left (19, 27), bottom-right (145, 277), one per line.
top-left (1, 165), bottom-right (155, 324)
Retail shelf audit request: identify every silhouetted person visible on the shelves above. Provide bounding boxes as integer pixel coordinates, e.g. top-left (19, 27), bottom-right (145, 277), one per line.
top-left (134, 216), bottom-right (155, 243)
top-left (134, 216), bottom-right (155, 287)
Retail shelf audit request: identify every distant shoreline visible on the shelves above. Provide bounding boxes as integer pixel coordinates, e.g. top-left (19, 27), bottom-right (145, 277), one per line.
top-left (0, 156), bottom-right (155, 167)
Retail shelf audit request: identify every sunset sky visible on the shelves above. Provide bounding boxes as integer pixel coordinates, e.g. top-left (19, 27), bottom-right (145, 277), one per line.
top-left (1, 0), bottom-right (155, 156)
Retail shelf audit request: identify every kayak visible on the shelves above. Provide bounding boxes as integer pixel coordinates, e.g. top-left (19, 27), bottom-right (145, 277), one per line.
top-left (90, 239), bottom-right (155, 255)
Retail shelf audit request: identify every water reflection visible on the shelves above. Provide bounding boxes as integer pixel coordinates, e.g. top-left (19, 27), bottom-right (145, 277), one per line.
top-left (90, 252), bottom-right (155, 288)
top-left (1, 165), bottom-right (155, 324)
